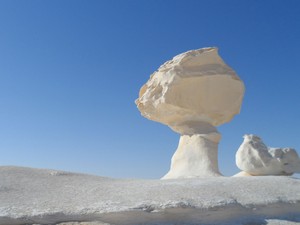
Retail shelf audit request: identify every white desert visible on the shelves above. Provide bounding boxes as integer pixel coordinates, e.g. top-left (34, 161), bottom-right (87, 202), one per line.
top-left (1, 48), bottom-right (299, 225)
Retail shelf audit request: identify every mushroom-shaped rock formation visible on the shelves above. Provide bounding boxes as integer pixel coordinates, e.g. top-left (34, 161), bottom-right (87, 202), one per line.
top-left (235, 134), bottom-right (300, 176)
top-left (136, 47), bottom-right (245, 179)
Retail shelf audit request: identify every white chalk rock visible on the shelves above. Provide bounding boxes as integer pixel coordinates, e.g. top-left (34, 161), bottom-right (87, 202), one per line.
top-left (136, 47), bottom-right (245, 179)
top-left (236, 134), bottom-right (300, 176)
top-left (162, 133), bottom-right (222, 179)
top-left (136, 47), bottom-right (245, 134)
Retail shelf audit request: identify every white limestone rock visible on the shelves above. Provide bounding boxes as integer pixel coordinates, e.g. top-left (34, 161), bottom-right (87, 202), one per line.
top-left (136, 47), bottom-right (245, 179)
top-left (236, 134), bottom-right (300, 176)
top-left (162, 132), bottom-right (222, 179)
top-left (136, 47), bottom-right (245, 133)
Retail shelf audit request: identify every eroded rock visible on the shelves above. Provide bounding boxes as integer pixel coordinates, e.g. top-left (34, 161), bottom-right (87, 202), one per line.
top-left (136, 47), bottom-right (245, 133)
top-left (136, 47), bottom-right (245, 179)
top-left (236, 134), bottom-right (300, 176)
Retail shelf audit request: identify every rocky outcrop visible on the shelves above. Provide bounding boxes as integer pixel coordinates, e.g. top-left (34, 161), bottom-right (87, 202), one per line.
top-left (136, 47), bottom-right (245, 179)
top-left (136, 47), bottom-right (245, 132)
top-left (235, 134), bottom-right (300, 176)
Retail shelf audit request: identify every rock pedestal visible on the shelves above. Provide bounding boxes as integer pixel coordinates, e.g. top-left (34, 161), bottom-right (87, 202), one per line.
top-left (136, 47), bottom-right (245, 179)
top-left (162, 132), bottom-right (222, 179)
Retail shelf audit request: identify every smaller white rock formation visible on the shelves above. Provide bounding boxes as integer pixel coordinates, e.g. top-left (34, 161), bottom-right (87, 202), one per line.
top-left (136, 47), bottom-right (245, 179)
top-left (235, 134), bottom-right (300, 176)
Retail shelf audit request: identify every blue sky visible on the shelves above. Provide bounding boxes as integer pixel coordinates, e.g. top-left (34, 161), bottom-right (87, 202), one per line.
top-left (0, 0), bottom-right (299, 178)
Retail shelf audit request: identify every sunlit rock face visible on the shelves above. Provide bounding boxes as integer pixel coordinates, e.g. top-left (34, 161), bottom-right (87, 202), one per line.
top-left (136, 47), bottom-right (245, 179)
top-left (236, 134), bottom-right (300, 176)
top-left (136, 47), bottom-right (245, 135)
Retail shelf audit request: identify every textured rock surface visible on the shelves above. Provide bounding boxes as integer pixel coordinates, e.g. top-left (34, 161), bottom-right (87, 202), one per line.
top-left (1, 166), bottom-right (300, 225)
top-left (236, 134), bottom-right (300, 176)
top-left (162, 133), bottom-right (222, 179)
top-left (136, 47), bottom-right (245, 179)
top-left (135, 47), bottom-right (245, 133)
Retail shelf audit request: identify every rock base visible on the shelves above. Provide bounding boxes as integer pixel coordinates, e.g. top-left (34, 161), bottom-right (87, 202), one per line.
top-left (162, 132), bottom-right (222, 179)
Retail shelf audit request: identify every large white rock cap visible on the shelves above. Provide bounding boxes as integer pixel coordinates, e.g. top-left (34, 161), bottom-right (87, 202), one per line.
top-left (136, 47), bottom-right (245, 132)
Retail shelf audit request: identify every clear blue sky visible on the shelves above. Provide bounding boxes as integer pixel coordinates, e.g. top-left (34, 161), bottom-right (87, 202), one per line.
top-left (0, 0), bottom-right (299, 178)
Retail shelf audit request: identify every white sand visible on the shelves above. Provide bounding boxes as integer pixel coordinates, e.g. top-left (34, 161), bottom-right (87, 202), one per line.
top-left (0, 166), bottom-right (299, 225)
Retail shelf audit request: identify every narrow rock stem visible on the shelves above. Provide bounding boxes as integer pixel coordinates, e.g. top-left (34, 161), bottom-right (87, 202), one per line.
top-left (162, 131), bottom-right (222, 179)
